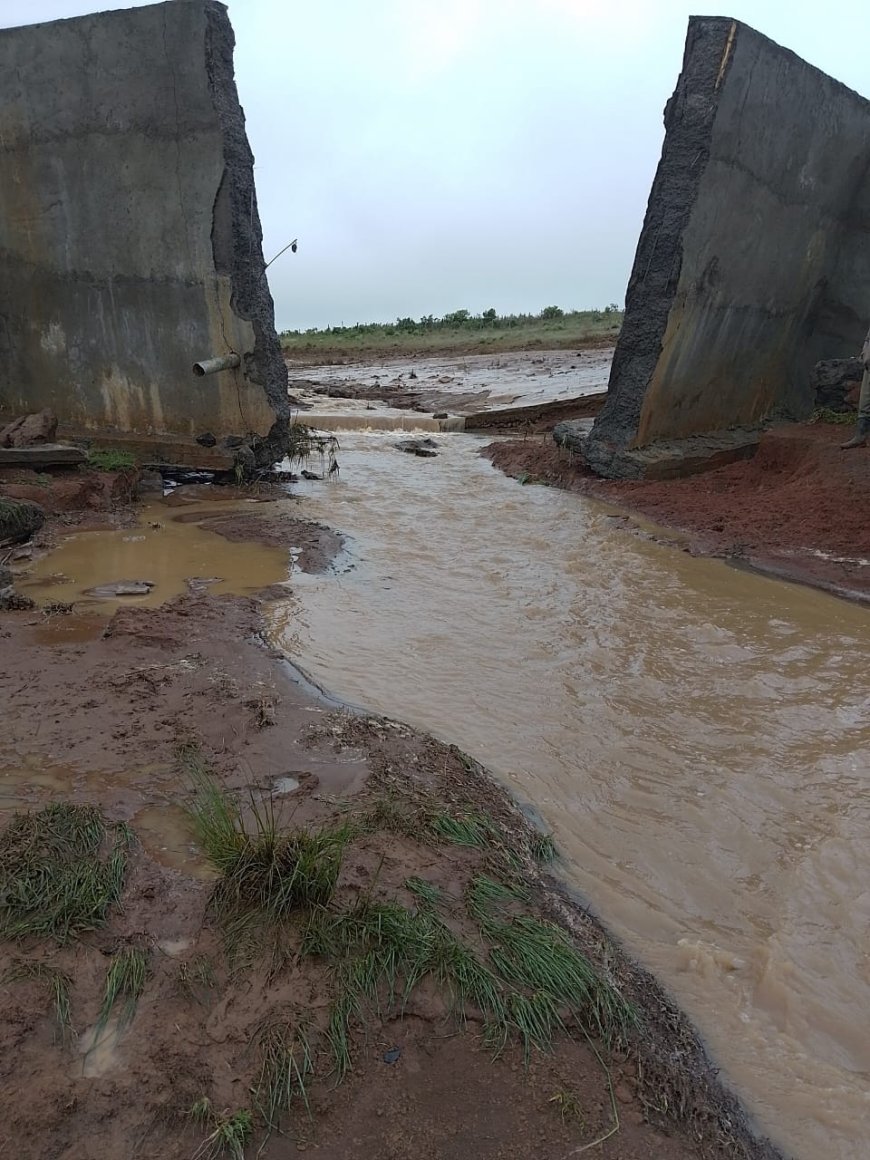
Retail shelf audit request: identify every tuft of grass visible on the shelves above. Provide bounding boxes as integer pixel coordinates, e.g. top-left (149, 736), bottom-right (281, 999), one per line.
top-left (304, 898), bottom-right (508, 1074)
top-left (811, 407), bottom-right (855, 425)
top-left (465, 874), bottom-right (529, 923)
top-left (483, 915), bottom-right (636, 1042)
top-left (181, 744), bottom-right (246, 872)
top-left (404, 876), bottom-right (442, 908)
top-left (211, 814), bottom-right (350, 927)
top-left (0, 803), bottom-right (132, 942)
top-left (529, 832), bottom-right (557, 863)
top-left (508, 989), bottom-right (564, 1058)
top-left (549, 1086), bottom-right (585, 1124)
top-left (182, 749), bottom-right (351, 959)
top-left (254, 1018), bottom-right (314, 1128)
top-left (430, 810), bottom-right (497, 848)
top-left (3, 960), bottom-right (73, 1043)
top-left (97, 946), bottom-right (149, 1035)
top-left (178, 954), bottom-right (217, 1003)
top-left (86, 447), bottom-right (136, 471)
top-left (190, 1101), bottom-right (254, 1160)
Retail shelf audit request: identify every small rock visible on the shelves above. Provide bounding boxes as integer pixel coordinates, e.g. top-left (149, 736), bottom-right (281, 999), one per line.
top-left (382, 1047), bottom-right (401, 1065)
top-left (301, 470), bottom-right (321, 481)
top-left (196, 432), bottom-right (217, 447)
top-left (432, 412), bottom-right (448, 420)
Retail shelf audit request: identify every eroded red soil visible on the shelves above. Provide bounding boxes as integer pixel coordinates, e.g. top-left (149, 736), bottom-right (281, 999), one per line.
top-left (485, 421), bottom-right (870, 600)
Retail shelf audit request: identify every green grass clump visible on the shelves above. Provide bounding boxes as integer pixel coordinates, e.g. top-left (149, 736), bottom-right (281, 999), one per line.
top-left (97, 946), bottom-right (149, 1034)
top-left (404, 876), bottom-right (442, 908)
top-left (465, 874), bottom-right (529, 922)
top-left (190, 1100), bottom-right (253, 1160)
top-left (483, 915), bottom-right (635, 1042)
top-left (529, 832), bottom-right (557, 863)
top-left (3, 960), bottom-right (73, 1043)
top-left (254, 1018), bottom-right (314, 1127)
top-left (811, 407), bottom-right (855, 425)
top-left (430, 810), bottom-right (497, 848)
top-left (0, 803), bottom-right (132, 942)
top-left (183, 750), bottom-right (351, 957)
top-left (211, 818), bottom-right (350, 925)
top-left (86, 447), bottom-right (136, 471)
top-left (304, 898), bottom-right (507, 1077)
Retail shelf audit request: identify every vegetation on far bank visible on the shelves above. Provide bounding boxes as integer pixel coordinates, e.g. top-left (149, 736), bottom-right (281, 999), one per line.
top-left (280, 305), bottom-right (624, 363)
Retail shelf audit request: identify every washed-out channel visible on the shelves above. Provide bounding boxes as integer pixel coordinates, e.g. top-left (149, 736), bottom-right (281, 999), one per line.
top-left (265, 428), bottom-right (870, 1160)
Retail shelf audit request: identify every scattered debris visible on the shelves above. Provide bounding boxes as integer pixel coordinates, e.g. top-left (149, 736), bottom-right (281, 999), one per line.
top-left (395, 438), bottom-right (438, 458)
top-left (85, 580), bottom-right (155, 598)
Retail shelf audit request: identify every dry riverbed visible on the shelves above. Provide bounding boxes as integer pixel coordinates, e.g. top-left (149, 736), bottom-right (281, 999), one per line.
top-left (0, 471), bottom-right (783, 1160)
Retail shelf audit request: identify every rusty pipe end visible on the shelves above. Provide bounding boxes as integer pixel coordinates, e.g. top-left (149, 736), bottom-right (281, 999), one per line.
top-left (193, 353), bottom-right (241, 377)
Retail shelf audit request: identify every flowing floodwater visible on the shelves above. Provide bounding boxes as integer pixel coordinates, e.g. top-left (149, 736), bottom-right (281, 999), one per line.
top-left (267, 430), bottom-right (870, 1160)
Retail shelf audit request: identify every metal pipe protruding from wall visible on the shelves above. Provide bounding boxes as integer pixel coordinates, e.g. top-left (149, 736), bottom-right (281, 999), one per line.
top-left (192, 353), bottom-right (241, 377)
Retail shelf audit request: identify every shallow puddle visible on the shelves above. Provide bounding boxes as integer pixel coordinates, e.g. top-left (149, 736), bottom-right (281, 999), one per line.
top-left (17, 499), bottom-right (290, 612)
top-left (76, 1016), bottom-right (123, 1078)
top-left (130, 803), bottom-right (217, 881)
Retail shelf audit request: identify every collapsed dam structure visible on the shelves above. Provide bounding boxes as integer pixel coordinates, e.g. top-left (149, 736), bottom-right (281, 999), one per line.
top-left (580, 16), bottom-right (870, 479)
top-left (0, 0), bottom-right (289, 468)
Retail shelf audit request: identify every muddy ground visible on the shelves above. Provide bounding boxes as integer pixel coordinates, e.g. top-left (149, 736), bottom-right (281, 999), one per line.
top-left (287, 348), bottom-right (612, 421)
top-left (485, 419), bottom-right (870, 602)
top-left (0, 470), bottom-right (781, 1160)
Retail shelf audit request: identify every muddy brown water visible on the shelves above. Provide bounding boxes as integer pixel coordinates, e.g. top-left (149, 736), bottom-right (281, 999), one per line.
top-left (16, 499), bottom-right (290, 613)
top-left (263, 430), bottom-right (870, 1160)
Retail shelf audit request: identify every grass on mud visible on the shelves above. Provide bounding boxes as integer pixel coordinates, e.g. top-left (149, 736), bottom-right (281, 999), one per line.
top-left (97, 946), bottom-right (149, 1034)
top-left (190, 1100), bottom-right (254, 1160)
top-left (85, 447), bottom-right (136, 471)
top-left (0, 803), bottom-right (132, 942)
top-left (182, 745), bottom-right (635, 1129)
top-left (3, 960), bottom-right (73, 1042)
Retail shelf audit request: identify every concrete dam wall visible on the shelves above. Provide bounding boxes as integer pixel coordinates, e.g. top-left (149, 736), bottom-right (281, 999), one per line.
top-left (584, 16), bottom-right (870, 479)
top-left (0, 0), bottom-right (288, 452)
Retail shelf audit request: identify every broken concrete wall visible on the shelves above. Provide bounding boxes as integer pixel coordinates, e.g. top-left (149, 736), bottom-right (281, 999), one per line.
top-left (0, 0), bottom-right (288, 453)
top-left (584, 17), bottom-right (870, 479)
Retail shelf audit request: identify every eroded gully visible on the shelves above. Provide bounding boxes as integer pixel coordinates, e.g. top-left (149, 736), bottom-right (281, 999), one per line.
top-left (265, 430), bottom-right (870, 1160)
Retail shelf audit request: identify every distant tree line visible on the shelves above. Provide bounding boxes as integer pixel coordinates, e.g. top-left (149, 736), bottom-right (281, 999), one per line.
top-left (280, 304), bottom-right (622, 339)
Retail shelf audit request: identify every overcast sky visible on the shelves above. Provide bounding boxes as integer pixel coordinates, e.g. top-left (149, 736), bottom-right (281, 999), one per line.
top-left (1, 0), bottom-right (867, 330)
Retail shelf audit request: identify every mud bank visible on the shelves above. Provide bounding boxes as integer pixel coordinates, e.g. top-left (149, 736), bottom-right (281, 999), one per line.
top-left (485, 420), bottom-right (870, 602)
top-left (0, 510), bottom-right (779, 1159)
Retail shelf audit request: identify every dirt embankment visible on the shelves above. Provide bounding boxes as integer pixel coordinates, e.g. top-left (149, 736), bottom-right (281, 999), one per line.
top-left (485, 420), bottom-right (870, 601)
top-left (0, 590), bottom-right (779, 1160)
top-left (0, 480), bottom-right (782, 1159)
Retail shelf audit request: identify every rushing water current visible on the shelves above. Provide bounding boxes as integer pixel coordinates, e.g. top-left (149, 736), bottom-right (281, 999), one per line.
top-left (267, 430), bottom-right (870, 1160)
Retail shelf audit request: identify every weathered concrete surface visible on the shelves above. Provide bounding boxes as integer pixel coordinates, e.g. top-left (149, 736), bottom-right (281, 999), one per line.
top-left (585, 17), bottom-right (870, 479)
top-left (0, 1), bottom-right (288, 459)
